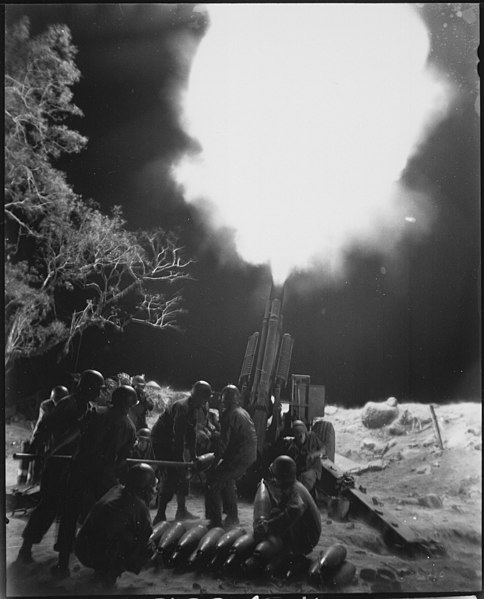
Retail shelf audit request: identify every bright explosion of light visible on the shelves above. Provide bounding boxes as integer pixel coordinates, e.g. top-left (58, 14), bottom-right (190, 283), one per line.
top-left (173, 4), bottom-right (454, 285)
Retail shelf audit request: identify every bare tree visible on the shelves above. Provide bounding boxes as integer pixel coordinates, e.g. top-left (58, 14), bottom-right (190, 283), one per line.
top-left (4, 18), bottom-right (192, 369)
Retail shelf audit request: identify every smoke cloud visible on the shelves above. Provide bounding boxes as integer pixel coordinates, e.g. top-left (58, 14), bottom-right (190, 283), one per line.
top-left (173, 4), bottom-right (455, 285)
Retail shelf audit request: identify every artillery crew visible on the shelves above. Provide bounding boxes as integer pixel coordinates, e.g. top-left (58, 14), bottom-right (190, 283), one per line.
top-left (13, 372), bottom-right (328, 588)
top-left (205, 384), bottom-right (257, 529)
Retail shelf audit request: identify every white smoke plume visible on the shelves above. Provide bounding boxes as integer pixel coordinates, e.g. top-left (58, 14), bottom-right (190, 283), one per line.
top-left (173, 4), bottom-right (455, 285)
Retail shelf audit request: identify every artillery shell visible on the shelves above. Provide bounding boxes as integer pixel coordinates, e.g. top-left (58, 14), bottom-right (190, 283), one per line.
top-left (327, 560), bottom-right (357, 588)
top-left (253, 535), bottom-right (283, 561)
top-left (253, 479), bottom-right (272, 525)
top-left (307, 556), bottom-right (322, 584)
top-left (149, 520), bottom-right (173, 546)
top-left (222, 533), bottom-right (256, 574)
top-left (222, 552), bottom-right (240, 574)
top-left (209, 527), bottom-right (246, 569)
top-left (192, 526), bottom-right (225, 566)
top-left (230, 532), bottom-right (257, 557)
top-left (187, 547), bottom-right (200, 568)
top-left (319, 543), bottom-right (347, 573)
top-left (170, 524), bottom-right (209, 568)
top-left (158, 521), bottom-right (187, 558)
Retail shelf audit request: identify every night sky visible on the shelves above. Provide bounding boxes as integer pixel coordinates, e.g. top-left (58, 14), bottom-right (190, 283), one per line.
top-left (5, 4), bottom-right (480, 406)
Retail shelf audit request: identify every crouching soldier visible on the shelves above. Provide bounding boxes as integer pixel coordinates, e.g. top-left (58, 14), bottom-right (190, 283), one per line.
top-left (253, 455), bottom-right (321, 557)
top-left (74, 463), bottom-right (157, 588)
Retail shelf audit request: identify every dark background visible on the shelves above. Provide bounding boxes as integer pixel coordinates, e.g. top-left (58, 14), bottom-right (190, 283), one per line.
top-left (5, 4), bottom-right (481, 408)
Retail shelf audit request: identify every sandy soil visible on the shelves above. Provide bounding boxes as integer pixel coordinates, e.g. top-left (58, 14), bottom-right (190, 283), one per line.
top-left (4, 401), bottom-right (482, 597)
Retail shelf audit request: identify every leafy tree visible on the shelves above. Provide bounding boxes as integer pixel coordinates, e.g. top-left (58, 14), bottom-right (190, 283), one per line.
top-left (4, 18), bottom-right (191, 369)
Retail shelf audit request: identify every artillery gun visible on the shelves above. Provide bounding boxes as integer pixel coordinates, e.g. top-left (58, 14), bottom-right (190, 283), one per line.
top-left (236, 286), bottom-right (335, 491)
top-left (236, 287), bottom-right (434, 557)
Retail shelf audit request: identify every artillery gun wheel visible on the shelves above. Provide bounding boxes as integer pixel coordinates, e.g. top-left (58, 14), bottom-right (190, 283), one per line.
top-left (312, 419), bottom-right (335, 462)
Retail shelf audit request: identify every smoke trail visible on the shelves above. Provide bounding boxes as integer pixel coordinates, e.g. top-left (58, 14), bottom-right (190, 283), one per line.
top-left (173, 4), bottom-right (455, 285)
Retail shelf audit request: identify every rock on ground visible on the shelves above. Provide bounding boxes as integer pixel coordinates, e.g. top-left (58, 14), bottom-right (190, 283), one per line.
top-left (361, 401), bottom-right (399, 429)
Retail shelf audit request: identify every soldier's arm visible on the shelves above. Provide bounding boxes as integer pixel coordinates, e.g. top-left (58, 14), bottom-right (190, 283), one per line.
top-left (31, 403), bottom-right (65, 450)
top-left (265, 492), bottom-right (305, 536)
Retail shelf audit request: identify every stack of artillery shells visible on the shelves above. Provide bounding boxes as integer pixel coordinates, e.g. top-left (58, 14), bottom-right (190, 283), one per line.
top-left (151, 522), bottom-right (357, 588)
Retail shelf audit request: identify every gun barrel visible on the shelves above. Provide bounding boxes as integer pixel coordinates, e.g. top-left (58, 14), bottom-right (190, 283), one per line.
top-left (275, 333), bottom-right (294, 384)
top-left (239, 332), bottom-right (259, 390)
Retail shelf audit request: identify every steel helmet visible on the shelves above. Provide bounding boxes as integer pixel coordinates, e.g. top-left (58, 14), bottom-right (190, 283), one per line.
top-left (191, 380), bottom-right (213, 400)
top-left (221, 384), bottom-right (241, 406)
top-left (51, 385), bottom-right (69, 404)
top-left (270, 455), bottom-right (297, 484)
top-left (111, 385), bottom-right (139, 408)
top-left (79, 369), bottom-right (104, 391)
top-left (125, 463), bottom-right (157, 492)
top-left (291, 419), bottom-right (308, 433)
top-left (132, 374), bottom-right (146, 387)
top-left (136, 427), bottom-right (151, 439)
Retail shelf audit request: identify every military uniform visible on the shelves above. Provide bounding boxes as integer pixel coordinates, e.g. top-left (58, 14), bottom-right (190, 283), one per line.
top-left (75, 483), bottom-right (152, 583)
top-left (281, 431), bottom-right (323, 492)
top-left (56, 405), bottom-right (136, 566)
top-left (258, 478), bottom-right (322, 555)
top-left (151, 398), bottom-right (197, 510)
top-left (205, 405), bottom-right (257, 527)
top-left (21, 393), bottom-right (95, 547)
top-left (128, 388), bottom-right (154, 431)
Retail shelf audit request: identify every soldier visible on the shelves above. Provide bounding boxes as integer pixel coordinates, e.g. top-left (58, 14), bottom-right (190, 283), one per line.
top-left (151, 380), bottom-right (213, 524)
top-left (52, 385), bottom-right (138, 579)
top-left (31, 386), bottom-right (69, 439)
top-left (131, 428), bottom-right (156, 461)
top-left (128, 374), bottom-right (154, 431)
top-left (278, 419), bottom-right (323, 494)
top-left (21, 385), bottom-right (69, 485)
top-left (205, 384), bottom-right (257, 529)
top-left (253, 455), bottom-right (322, 557)
top-left (16, 370), bottom-right (105, 565)
top-left (75, 463), bottom-right (156, 589)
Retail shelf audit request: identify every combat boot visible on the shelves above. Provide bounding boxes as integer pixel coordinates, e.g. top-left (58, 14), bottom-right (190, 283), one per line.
top-left (174, 508), bottom-right (199, 521)
top-left (223, 516), bottom-right (240, 530)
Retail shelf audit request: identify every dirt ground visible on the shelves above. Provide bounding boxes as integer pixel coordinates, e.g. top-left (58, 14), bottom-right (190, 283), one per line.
top-left (4, 400), bottom-right (482, 597)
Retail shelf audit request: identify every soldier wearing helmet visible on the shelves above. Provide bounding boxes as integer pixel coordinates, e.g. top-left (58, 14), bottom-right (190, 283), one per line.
top-left (17, 370), bottom-right (105, 566)
top-left (75, 463), bottom-right (156, 589)
top-left (52, 385), bottom-right (138, 579)
top-left (31, 386), bottom-right (69, 439)
top-left (204, 384), bottom-right (257, 529)
top-left (253, 455), bottom-right (322, 557)
top-left (151, 380), bottom-right (213, 524)
top-left (273, 419), bottom-right (323, 494)
top-left (131, 428), bottom-right (155, 461)
top-left (23, 386), bottom-right (70, 485)
top-left (128, 374), bottom-right (155, 431)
